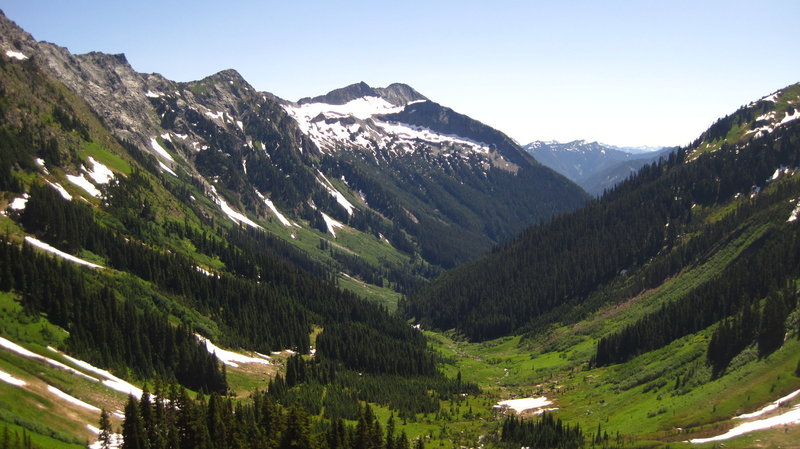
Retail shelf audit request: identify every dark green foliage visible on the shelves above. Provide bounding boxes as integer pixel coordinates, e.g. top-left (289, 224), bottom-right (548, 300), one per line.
top-left (272, 355), bottom-right (478, 418)
top-left (500, 413), bottom-right (584, 449)
top-left (707, 304), bottom-right (759, 375)
top-left (758, 290), bottom-right (796, 356)
top-left (14, 180), bottom-right (432, 374)
top-left (122, 396), bottom-right (147, 449)
top-left (0, 425), bottom-right (38, 449)
top-left (0, 235), bottom-right (228, 393)
top-left (121, 388), bottom-right (418, 449)
top-left (316, 323), bottom-right (435, 376)
top-left (594, 222), bottom-right (800, 366)
top-left (322, 143), bottom-right (587, 269)
top-left (408, 118), bottom-right (800, 342)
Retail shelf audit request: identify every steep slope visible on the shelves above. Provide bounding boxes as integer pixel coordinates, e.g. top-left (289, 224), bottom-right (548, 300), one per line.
top-left (404, 82), bottom-right (800, 446)
top-left (525, 140), bottom-right (674, 195)
top-left (1, 9), bottom-right (587, 274)
top-left (407, 82), bottom-right (800, 342)
top-left (285, 83), bottom-right (588, 266)
top-left (0, 14), bottom-right (464, 446)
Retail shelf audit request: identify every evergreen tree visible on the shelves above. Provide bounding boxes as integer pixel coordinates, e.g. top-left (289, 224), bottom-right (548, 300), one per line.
top-left (98, 409), bottom-right (113, 449)
top-left (122, 395), bottom-right (148, 449)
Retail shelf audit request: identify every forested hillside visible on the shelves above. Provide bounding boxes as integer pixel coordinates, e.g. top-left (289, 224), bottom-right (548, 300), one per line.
top-left (405, 84), bottom-right (800, 344)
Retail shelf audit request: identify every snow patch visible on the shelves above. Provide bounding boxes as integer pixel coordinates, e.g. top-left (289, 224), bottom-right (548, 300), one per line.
top-left (321, 212), bottom-right (344, 237)
top-left (9, 193), bottom-right (29, 211)
top-left (88, 427), bottom-right (123, 449)
top-left (195, 334), bottom-right (270, 368)
top-left (47, 385), bottom-right (101, 412)
top-left (214, 194), bottom-right (262, 229)
top-left (254, 190), bottom-right (293, 226)
top-left (158, 161), bottom-right (177, 177)
top-left (761, 93), bottom-right (779, 103)
top-left (145, 90), bottom-right (163, 98)
top-left (86, 157), bottom-right (114, 185)
top-left (779, 109), bottom-right (800, 126)
top-left (0, 337), bottom-right (97, 381)
top-left (149, 137), bottom-right (174, 162)
top-left (373, 121), bottom-right (491, 154)
top-left (66, 173), bottom-right (101, 197)
top-left (25, 236), bottom-right (103, 269)
top-left (5, 50), bottom-right (28, 60)
top-left (47, 181), bottom-right (72, 200)
top-left (52, 348), bottom-right (144, 399)
top-left (689, 405), bottom-right (800, 443)
top-left (735, 388), bottom-right (800, 420)
top-left (316, 171), bottom-right (355, 215)
top-left (788, 199), bottom-right (800, 223)
top-left (205, 111), bottom-right (225, 121)
top-left (0, 369), bottom-right (26, 386)
top-left (236, 120), bottom-right (244, 131)
top-left (286, 96), bottom-right (405, 123)
top-left (494, 397), bottom-right (554, 414)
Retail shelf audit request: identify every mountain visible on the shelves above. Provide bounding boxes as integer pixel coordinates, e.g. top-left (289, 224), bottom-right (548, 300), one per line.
top-left (525, 140), bottom-right (675, 195)
top-left (404, 82), bottom-right (800, 442)
top-left (4, 7), bottom-right (799, 448)
top-left (283, 83), bottom-right (588, 267)
top-left (0, 10), bottom-right (587, 447)
top-left (0, 9), bottom-right (587, 271)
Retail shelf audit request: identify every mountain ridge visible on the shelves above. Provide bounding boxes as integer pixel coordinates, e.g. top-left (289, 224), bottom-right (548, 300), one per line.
top-left (524, 139), bottom-right (676, 195)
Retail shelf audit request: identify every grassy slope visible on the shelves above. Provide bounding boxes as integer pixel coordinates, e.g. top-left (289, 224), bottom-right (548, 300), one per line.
top-left (417, 174), bottom-right (800, 448)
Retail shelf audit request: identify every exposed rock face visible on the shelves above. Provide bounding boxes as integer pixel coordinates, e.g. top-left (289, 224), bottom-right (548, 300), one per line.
top-left (0, 9), bottom-right (588, 268)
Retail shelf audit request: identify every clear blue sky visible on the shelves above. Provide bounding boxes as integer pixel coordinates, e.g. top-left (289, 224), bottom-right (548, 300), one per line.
top-left (3, 1), bottom-right (799, 147)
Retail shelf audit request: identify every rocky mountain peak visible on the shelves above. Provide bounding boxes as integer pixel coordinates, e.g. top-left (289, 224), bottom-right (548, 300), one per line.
top-left (298, 81), bottom-right (378, 105)
top-left (374, 83), bottom-right (427, 106)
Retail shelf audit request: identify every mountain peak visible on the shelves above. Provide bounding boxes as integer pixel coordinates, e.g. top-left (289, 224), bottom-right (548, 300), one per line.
top-left (374, 83), bottom-right (427, 106)
top-left (297, 81), bottom-right (427, 107)
top-left (298, 81), bottom-right (378, 105)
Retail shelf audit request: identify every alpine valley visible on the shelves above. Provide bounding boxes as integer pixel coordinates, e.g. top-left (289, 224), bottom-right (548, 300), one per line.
top-left (1, 9), bottom-right (800, 449)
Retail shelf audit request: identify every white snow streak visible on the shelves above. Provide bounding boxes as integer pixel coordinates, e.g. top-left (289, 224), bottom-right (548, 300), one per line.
top-left (158, 161), bottom-right (177, 177)
top-left (149, 137), bottom-right (174, 161)
top-left (0, 337), bottom-right (96, 381)
top-left (215, 195), bottom-right (262, 229)
top-left (254, 190), bottom-right (293, 226)
top-left (321, 212), bottom-right (345, 237)
top-left (195, 334), bottom-right (270, 368)
top-left (316, 171), bottom-right (355, 215)
top-left (735, 388), bottom-right (800, 420)
top-left (690, 406), bottom-right (800, 443)
top-left (47, 181), bottom-right (72, 200)
top-left (66, 173), bottom-right (101, 197)
top-left (788, 200), bottom-right (800, 223)
top-left (47, 385), bottom-right (101, 412)
top-left (0, 369), bottom-right (26, 386)
top-left (145, 90), bottom-right (163, 98)
top-left (688, 388), bottom-right (800, 443)
top-left (373, 121), bottom-right (491, 154)
top-left (5, 50), bottom-right (28, 60)
top-left (24, 236), bottom-right (103, 268)
top-left (53, 349), bottom-right (144, 399)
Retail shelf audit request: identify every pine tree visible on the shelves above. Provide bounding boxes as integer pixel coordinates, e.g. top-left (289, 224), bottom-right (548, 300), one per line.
top-left (98, 409), bottom-right (113, 449)
top-left (122, 395), bottom-right (148, 449)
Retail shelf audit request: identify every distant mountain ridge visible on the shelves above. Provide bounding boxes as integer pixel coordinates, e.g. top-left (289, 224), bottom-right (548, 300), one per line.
top-left (524, 140), bottom-right (675, 195)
